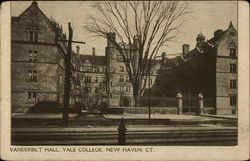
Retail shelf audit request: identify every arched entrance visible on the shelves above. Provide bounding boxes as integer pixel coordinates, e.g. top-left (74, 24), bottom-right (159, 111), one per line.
top-left (122, 97), bottom-right (130, 107)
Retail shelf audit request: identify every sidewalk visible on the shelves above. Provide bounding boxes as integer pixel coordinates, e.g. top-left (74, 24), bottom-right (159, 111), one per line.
top-left (104, 113), bottom-right (235, 120)
top-left (12, 113), bottom-right (78, 119)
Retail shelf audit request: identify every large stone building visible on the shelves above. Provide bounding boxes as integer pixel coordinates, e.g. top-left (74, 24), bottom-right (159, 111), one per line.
top-left (150, 22), bottom-right (237, 115)
top-left (11, 1), bottom-right (69, 112)
top-left (12, 1), bottom-right (237, 115)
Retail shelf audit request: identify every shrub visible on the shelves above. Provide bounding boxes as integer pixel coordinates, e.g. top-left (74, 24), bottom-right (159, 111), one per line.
top-left (27, 101), bottom-right (62, 113)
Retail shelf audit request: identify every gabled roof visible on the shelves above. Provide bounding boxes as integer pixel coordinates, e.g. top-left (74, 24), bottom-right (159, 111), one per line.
top-left (14, 1), bottom-right (59, 32)
top-left (162, 56), bottom-right (183, 68)
top-left (79, 55), bottom-right (106, 66)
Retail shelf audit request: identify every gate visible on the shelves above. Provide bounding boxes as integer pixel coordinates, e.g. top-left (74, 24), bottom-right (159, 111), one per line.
top-left (182, 96), bottom-right (197, 114)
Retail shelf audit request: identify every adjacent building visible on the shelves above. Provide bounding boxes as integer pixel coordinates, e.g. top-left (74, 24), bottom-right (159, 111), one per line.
top-left (150, 22), bottom-right (237, 115)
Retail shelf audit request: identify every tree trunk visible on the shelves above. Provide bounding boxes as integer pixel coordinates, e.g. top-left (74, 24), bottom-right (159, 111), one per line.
top-left (133, 81), bottom-right (142, 107)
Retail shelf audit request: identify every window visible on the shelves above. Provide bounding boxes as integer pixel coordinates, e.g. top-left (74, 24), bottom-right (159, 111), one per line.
top-left (229, 48), bottom-right (237, 58)
top-left (60, 59), bottom-right (64, 67)
top-left (230, 79), bottom-right (237, 89)
top-left (230, 95), bottom-right (237, 106)
top-left (85, 87), bottom-right (91, 93)
top-left (126, 86), bottom-right (131, 92)
top-left (119, 86), bottom-right (123, 92)
top-left (126, 76), bottom-right (130, 82)
top-left (28, 70), bottom-right (37, 82)
top-left (95, 77), bottom-right (98, 83)
top-left (29, 50), bottom-right (37, 62)
top-left (88, 66), bottom-right (92, 72)
top-left (103, 77), bottom-right (106, 83)
top-left (119, 75), bottom-right (124, 82)
top-left (230, 64), bottom-right (237, 73)
top-left (33, 91), bottom-right (37, 100)
top-left (119, 66), bottom-right (124, 72)
top-left (95, 87), bottom-right (98, 93)
top-left (28, 91), bottom-right (32, 99)
top-left (102, 68), bottom-right (106, 73)
top-left (59, 75), bottom-right (63, 84)
top-left (84, 76), bottom-right (91, 83)
top-left (28, 91), bottom-right (37, 102)
top-left (93, 67), bottom-right (98, 72)
top-left (117, 54), bottom-right (123, 61)
top-left (110, 81), bottom-right (113, 87)
top-left (29, 31), bottom-right (38, 42)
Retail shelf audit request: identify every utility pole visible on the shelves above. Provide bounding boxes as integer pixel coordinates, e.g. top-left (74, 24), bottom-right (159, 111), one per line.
top-left (60, 23), bottom-right (86, 126)
top-left (62, 23), bottom-right (73, 125)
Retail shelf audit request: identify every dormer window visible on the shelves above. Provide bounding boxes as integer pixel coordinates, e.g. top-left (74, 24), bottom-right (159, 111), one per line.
top-left (29, 31), bottom-right (38, 42)
top-left (230, 32), bottom-right (235, 36)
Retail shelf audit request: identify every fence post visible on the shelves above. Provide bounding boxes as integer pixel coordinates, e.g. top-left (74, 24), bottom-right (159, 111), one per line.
top-left (197, 93), bottom-right (204, 115)
top-left (118, 117), bottom-right (127, 145)
top-left (176, 93), bottom-right (183, 115)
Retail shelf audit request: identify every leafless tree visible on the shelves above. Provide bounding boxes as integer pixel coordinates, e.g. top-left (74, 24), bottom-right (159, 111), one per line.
top-left (85, 1), bottom-right (188, 106)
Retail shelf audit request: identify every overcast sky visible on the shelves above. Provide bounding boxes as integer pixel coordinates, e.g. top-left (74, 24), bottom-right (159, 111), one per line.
top-left (11, 1), bottom-right (237, 56)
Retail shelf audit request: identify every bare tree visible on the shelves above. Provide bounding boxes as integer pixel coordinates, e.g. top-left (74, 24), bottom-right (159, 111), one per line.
top-left (85, 1), bottom-right (188, 106)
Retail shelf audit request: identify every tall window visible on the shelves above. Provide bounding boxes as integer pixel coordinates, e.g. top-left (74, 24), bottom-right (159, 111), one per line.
top-left (95, 87), bottom-right (98, 93)
top-left (230, 64), bottom-right (237, 73)
top-left (28, 70), bottom-right (37, 82)
top-left (119, 86), bottom-right (123, 92)
top-left (230, 79), bottom-right (237, 89)
top-left (126, 86), bottom-right (131, 92)
top-left (28, 91), bottom-right (37, 102)
top-left (93, 67), bottom-right (98, 72)
top-left (29, 50), bottom-right (37, 62)
top-left (85, 87), bottom-right (91, 93)
top-left (59, 75), bottom-right (63, 84)
top-left (229, 48), bottom-right (237, 58)
top-left (119, 66), bottom-right (124, 72)
top-left (126, 76), bottom-right (130, 82)
top-left (29, 31), bottom-right (38, 42)
top-left (230, 95), bottom-right (237, 106)
top-left (119, 75), bottom-right (124, 82)
top-left (95, 77), bottom-right (98, 83)
top-left (84, 76), bottom-right (91, 83)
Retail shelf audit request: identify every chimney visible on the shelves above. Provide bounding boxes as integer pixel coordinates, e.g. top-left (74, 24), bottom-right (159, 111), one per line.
top-left (214, 29), bottom-right (223, 38)
top-left (162, 52), bottom-right (167, 63)
top-left (92, 47), bottom-right (96, 56)
top-left (107, 32), bottom-right (116, 47)
top-left (182, 44), bottom-right (189, 55)
top-left (76, 46), bottom-right (80, 54)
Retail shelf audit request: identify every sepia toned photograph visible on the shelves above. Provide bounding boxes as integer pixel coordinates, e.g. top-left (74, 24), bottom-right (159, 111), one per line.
top-left (10, 0), bottom-right (238, 146)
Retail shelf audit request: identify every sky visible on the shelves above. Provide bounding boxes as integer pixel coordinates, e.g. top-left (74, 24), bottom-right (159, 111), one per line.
top-left (11, 1), bottom-right (237, 57)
